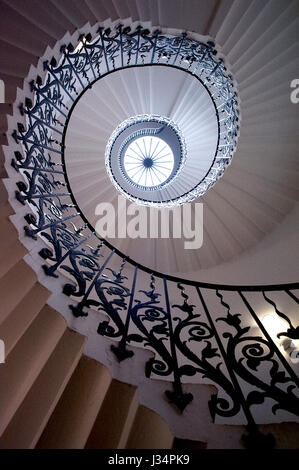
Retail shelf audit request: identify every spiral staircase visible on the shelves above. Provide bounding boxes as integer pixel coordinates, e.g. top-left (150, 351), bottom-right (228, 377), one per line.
top-left (0, 0), bottom-right (299, 450)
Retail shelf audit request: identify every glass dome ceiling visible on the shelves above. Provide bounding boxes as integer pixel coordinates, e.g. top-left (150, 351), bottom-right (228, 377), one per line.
top-left (97, 45), bottom-right (240, 208)
top-left (105, 113), bottom-right (188, 204)
top-left (63, 31), bottom-right (240, 210)
top-left (123, 136), bottom-right (175, 188)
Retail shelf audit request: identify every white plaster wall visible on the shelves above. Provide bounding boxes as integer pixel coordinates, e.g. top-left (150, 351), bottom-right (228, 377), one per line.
top-left (177, 203), bottom-right (299, 285)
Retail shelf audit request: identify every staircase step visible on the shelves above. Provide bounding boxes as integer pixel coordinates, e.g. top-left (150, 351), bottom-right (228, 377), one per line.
top-left (0, 146), bottom-right (7, 178)
top-left (93, 1), bottom-right (118, 22)
top-left (85, 379), bottom-right (138, 449)
top-left (0, 304), bottom-right (66, 436)
top-left (0, 203), bottom-right (27, 277)
top-left (0, 328), bottom-right (85, 448)
top-left (0, 40), bottom-right (36, 78)
top-left (0, 202), bottom-right (14, 219)
top-left (0, 132), bottom-right (7, 146)
top-left (36, 356), bottom-right (111, 449)
top-left (0, 240), bottom-right (27, 279)
top-left (0, 282), bottom-right (50, 356)
top-left (84, 0), bottom-right (110, 22)
top-left (0, 215), bottom-right (25, 254)
top-left (0, 73), bottom-right (24, 103)
top-left (0, 6), bottom-right (55, 56)
top-left (125, 405), bottom-right (174, 450)
top-left (2, 0), bottom-right (74, 41)
top-left (49, 0), bottom-right (90, 30)
top-left (0, 259), bottom-right (36, 323)
top-left (258, 423), bottom-right (299, 450)
top-left (0, 104), bottom-right (13, 132)
top-left (0, 177), bottom-right (9, 206)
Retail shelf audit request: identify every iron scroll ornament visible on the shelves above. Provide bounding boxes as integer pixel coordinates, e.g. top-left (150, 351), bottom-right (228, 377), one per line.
top-left (8, 23), bottom-right (299, 447)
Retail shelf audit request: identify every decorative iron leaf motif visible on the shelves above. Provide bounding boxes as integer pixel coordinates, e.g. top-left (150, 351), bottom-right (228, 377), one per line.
top-left (201, 341), bottom-right (220, 360)
top-left (171, 287), bottom-right (241, 419)
top-left (165, 389), bottom-right (193, 413)
top-left (110, 344), bottom-right (134, 362)
top-left (208, 394), bottom-right (241, 421)
top-left (246, 390), bottom-right (266, 407)
top-left (10, 20), bottom-right (299, 430)
top-left (217, 292), bottom-right (299, 420)
top-left (96, 274), bottom-right (131, 339)
top-left (178, 365), bottom-right (198, 377)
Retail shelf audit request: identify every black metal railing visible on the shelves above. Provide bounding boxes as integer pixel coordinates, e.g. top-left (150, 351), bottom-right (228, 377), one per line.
top-left (9, 24), bottom-right (298, 447)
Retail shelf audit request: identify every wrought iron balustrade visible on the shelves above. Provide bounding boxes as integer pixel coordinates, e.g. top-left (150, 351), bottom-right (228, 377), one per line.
top-left (8, 23), bottom-right (299, 448)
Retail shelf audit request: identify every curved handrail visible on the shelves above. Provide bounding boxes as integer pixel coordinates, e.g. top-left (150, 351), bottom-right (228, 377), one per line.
top-left (8, 23), bottom-right (298, 441)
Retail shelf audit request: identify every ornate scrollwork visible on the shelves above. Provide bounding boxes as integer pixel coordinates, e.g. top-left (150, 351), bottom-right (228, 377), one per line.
top-left (217, 292), bottom-right (299, 419)
top-left (96, 261), bottom-right (130, 339)
top-left (172, 285), bottom-right (241, 418)
top-left (9, 21), bottom-right (298, 438)
top-left (128, 275), bottom-right (174, 377)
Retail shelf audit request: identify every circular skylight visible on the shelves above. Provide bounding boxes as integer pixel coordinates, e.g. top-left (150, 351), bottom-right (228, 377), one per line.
top-left (105, 114), bottom-right (187, 205)
top-left (123, 136), bottom-right (174, 188)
